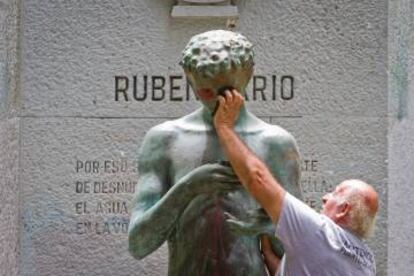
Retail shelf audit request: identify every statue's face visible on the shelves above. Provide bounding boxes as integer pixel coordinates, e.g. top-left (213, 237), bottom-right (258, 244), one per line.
top-left (181, 30), bottom-right (255, 112)
top-left (186, 67), bottom-right (253, 112)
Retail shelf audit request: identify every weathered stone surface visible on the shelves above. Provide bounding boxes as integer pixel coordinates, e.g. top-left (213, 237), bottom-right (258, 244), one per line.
top-left (20, 0), bottom-right (387, 118)
top-left (0, 0), bottom-right (20, 119)
top-left (16, 115), bottom-right (390, 275)
top-left (2, 0), bottom-right (412, 275)
top-left (387, 1), bottom-right (414, 275)
top-left (19, 118), bottom-right (168, 276)
top-left (0, 1), bottom-right (20, 275)
top-left (171, 5), bottom-right (238, 18)
top-left (0, 118), bottom-right (20, 276)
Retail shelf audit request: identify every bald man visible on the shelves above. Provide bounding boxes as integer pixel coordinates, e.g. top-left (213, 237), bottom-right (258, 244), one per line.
top-left (213, 89), bottom-right (379, 276)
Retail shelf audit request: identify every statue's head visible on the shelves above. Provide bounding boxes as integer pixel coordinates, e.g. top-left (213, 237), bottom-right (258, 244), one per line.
top-left (180, 30), bottom-right (254, 111)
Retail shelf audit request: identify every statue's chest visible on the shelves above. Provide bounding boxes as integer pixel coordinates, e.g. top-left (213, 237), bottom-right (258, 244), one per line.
top-left (169, 131), bottom-right (267, 184)
top-left (170, 132), bottom-right (221, 169)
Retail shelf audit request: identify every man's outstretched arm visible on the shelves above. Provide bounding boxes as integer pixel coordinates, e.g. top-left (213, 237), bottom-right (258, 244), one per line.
top-left (213, 89), bottom-right (285, 223)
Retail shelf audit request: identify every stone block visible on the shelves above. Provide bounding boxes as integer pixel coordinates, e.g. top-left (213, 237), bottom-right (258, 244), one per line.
top-left (19, 118), bottom-right (168, 276)
top-left (0, 118), bottom-right (20, 276)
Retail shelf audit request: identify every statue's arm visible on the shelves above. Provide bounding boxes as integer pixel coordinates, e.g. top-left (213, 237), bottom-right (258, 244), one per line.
top-left (128, 127), bottom-right (185, 259)
top-left (265, 129), bottom-right (302, 199)
top-left (128, 126), bottom-right (239, 259)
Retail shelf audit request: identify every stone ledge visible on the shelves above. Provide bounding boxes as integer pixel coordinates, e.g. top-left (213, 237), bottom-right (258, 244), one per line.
top-left (171, 5), bottom-right (238, 18)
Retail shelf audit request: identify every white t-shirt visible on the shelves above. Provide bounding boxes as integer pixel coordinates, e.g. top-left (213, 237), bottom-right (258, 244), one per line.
top-left (275, 193), bottom-right (376, 276)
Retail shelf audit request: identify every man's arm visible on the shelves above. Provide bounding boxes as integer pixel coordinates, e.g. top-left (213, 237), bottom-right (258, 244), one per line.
top-left (261, 235), bottom-right (282, 276)
top-left (213, 90), bottom-right (285, 223)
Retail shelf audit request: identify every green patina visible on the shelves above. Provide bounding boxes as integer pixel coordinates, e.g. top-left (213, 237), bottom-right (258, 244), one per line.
top-left (128, 30), bottom-right (302, 276)
top-left (180, 30), bottom-right (254, 78)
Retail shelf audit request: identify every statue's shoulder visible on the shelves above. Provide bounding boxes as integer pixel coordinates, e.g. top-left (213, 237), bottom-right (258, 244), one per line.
top-left (148, 120), bottom-right (180, 134)
top-left (142, 121), bottom-right (180, 146)
top-left (162, 109), bottom-right (210, 132)
top-left (139, 122), bottom-right (180, 162)
top-left (143, 110), bottom-right (202, 143)
top-left (258, 122), bottom-right (297, 148)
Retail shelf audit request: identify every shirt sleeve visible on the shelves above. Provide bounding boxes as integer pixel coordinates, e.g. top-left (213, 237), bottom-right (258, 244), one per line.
top-left (275, 192), bottom-right (325, 253)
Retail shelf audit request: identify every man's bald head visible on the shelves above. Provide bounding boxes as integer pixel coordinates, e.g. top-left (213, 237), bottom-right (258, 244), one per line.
top-left (322, 179), bottom-right (379, 239)
top-left (340, 180), bottom-right (378, 214)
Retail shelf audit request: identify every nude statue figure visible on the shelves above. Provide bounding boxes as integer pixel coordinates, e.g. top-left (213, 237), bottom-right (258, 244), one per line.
top-left (128, 30), bottom-right (302, 276)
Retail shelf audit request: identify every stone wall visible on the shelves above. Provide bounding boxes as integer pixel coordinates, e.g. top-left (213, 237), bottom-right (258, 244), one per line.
top-left (387, 1), bottom-right (414, 275)
top-left (0, 0), bottom-right (412, 275)
top-left (0, 1), bottom-right (20, 275)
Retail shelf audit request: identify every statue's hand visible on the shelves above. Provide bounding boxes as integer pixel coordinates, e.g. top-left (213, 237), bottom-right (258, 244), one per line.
top-left (224, 208), bottom-right (275, 237)
top-left (183, 163), bottom-right (242, 195)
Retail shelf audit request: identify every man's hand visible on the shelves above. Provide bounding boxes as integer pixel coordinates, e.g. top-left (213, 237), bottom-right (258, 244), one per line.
top-left (213, 89), bottom-right (244, 130)
top-left (261, 235), bottom-right (282, 275)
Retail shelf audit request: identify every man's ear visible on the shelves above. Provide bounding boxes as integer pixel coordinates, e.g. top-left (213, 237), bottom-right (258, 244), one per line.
top-left (335, 202), bottom-right (350, 220)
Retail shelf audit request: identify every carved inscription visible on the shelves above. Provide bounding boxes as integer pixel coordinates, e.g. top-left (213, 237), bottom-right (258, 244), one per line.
top-left (114, 74), bottom-right (295, 102)
top-left (300, 157), bottom-right (333, 210)
top-left (71, 156), bottom-right (327, 234)
top-left (73, 159), bottom-right (138, 235)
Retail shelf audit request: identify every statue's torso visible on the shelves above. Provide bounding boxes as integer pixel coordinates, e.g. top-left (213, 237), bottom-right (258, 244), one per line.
top-left (159, 113), bottom-right (285, 276)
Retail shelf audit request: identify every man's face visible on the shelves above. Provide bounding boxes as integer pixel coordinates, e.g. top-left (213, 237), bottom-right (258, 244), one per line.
top-left (321, 183), bottom-right (350, 222)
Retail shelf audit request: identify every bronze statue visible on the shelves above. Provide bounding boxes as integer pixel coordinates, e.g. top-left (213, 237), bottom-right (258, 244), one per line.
top-left (128, 30), bottom-right (302, 276)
